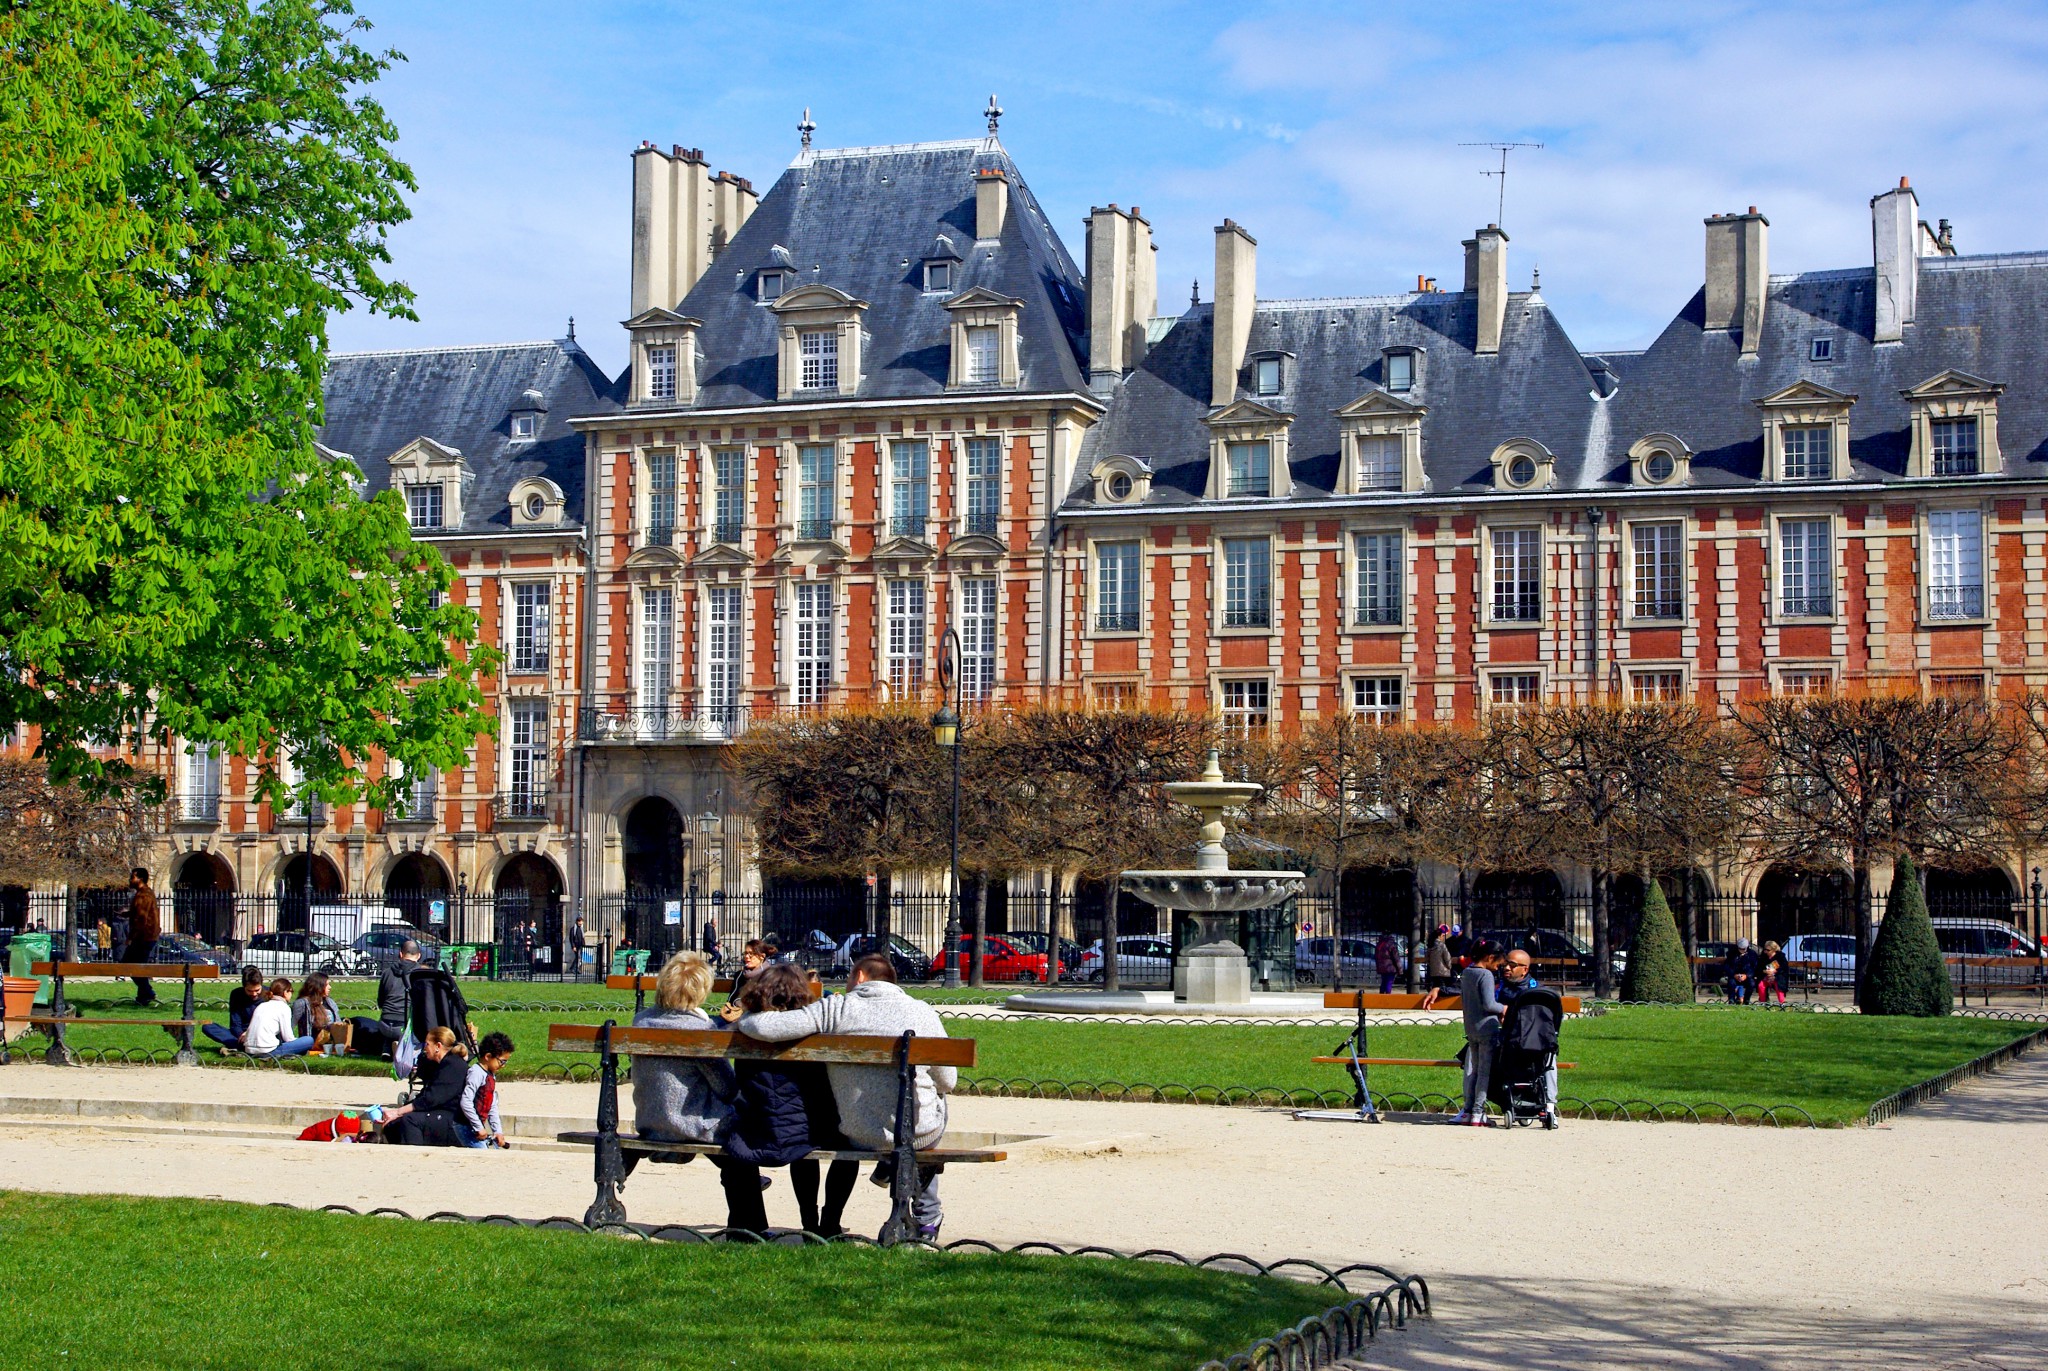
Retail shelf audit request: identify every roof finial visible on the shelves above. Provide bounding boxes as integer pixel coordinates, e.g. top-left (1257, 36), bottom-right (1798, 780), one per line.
top-left (1531, 264), bottom-right (1540, 291)
top-left (566, 315), bottom-right (576, 342)
top-left (1191, 278), bottom-right (1200, 306)
top-left (798, 107), bottom-right (815, 150)
top-left (984, 94), bottom-right (1003, 135)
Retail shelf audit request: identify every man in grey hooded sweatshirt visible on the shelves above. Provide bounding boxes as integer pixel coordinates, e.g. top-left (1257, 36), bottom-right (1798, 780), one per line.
top-left (736, 953), bottom-right (954, 1238)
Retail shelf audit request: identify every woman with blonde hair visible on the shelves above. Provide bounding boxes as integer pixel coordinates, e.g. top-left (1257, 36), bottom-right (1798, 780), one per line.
top-left (382, 1026), bottom-right (471, 1146)
top-left (631, 951), bottom-right (738, 1144)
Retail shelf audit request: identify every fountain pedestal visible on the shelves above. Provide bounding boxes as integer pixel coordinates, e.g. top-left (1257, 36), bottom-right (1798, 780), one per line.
top-left (1177, 938), bottom-right (1253, 1004)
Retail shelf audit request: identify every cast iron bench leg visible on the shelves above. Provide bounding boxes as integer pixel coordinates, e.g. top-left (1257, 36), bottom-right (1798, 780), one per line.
top-left (45, 972), bottom-right (77, 1067)
top-left (174, 966), bottom-right (198, 1066)
top-left (878, 1030), bottom-right (918, 1246)
top-left (584, 1020), bottom-right (628, 1227)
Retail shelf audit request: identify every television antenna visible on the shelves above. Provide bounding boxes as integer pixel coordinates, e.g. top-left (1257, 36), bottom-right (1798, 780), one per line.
top-left (1460, 141), bottom-right (1544, 228)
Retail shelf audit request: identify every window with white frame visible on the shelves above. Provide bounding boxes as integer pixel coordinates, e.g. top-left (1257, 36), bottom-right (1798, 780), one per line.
top-left (1781, 425), bottom-right (1831, 481)
top-left (965, 326), bottom-right (999, 384)
top-left (886, 579), bottom-right (926, 695)
top-left (960, 578), bottom-right (997, 704)
top-left (1220, 679), bottom-right (1271, 736)
top-left (1350, 676), bottom-right (1403, 724)
top-left (1931, 418), bottom-right (1980, 476)
top-left (1630, 671), bottom-right (1685, 704)
top-left (645, 451), bottom-right (677, 545)
top-left (1929, 672), bottom-right (1986, 700)
top-left (712, 448), bottom-right (745, 543)
top-left (1778, 667), bottom-right (1833, 697)
top-left (1491, 527), bottom-right (1542, 622)
top-left (646, 345), bottom-right (677, 401)
top-left (405, 483), bottom-right (444, 529)
top-left (1778, 518), bottom-right (1834, 617)
top-left (797, 444), bottom-right (834, 540)
top-left (794, 582), bottom-right (834, 706)
top-left (511, 413), bottom-right (537, 440)
top-left (640, 587), bottom-right (673, 703)
top-left (1222, 537), bottom-right (1271, 628)
top-left (1093, 680), bottom-right (1138, 711)
top-left (705, 586), bottom-right (742, 729)
top-left (1385, 351), bottom-right (1415, 393)
top-left (1355, 435), bottom-right (1402, 491)
top-left (924, 261), bottom-right (953, 293)
top-left (890, 440), bottom-right (929, 538)
top-left (508, 700), bottom-right (547, 816)
top-left (1352, 531), bottom-right (1401, 626)
top-left (1095, 541), bottom-right (1140, 632)
top-left (965, 437), bottom-right (1001, 535)
top-left (512, 583), bottom-right (551, 674)
top-left (1226, 441), bottom-right (1270, 497)
top-left (1630, 522), bottom-right (1684, 620)
top-left (757, 270), bottom-right (788, 301)
top-left (181, 743), bottom-right (222, 821)
top-left (1253, 357), bottom-right (1282, 396)
top-left (278, 748), bottom-right (313, 819)
top-left (389, 754), bottom-right (436, 819)
top-left (1488, 672), bottom-right (1540, 709)
top-left (1926, 508), bottom-right (1984, 620)
top-left (798, 328), bottom-right (838, 391)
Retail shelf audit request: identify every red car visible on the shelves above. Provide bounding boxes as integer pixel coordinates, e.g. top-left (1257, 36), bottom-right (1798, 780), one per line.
top-left (930, 934), bottom-right (1050, 983)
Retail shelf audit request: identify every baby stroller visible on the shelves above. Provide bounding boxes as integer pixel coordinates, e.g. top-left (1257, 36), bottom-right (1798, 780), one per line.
top-left (1488, 986), bottom-right (1562, 1129)
top-left (398, 967), bottom-right (477, 1090)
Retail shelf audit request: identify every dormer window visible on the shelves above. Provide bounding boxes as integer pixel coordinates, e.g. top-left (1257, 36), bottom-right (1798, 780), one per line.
top-left (1385, 350), bottom-right (1415, 393)
top-left (646, 345), bottom-right (676, 400)
top-left (924, 261), bottom-right (954, 293)
top-left (1254, 357), bottom-right (1282, 396)
top-left (1506, 455), bottom-right (1538, 486)
top-left (1203, 400), bottom-right (1293, 501)
top-left (1643, 449), bottom-right (1674, 482)
top-left (1810, 336), bottom-right (1834, 362)
top-left (1106, 472), bottom-right (1132, 501)
top-left (1903, 371), bottom-right (2003, 478)
top-left (406, 483), bottom-right (444, 529)
top-left (1091, 455), bottom-right (1152, 505)
top-left (508, 387), bottom-right (546, 442)
top-left (1757, 381), bottom-right (1855, 483)
top-left (799, 329), bottom-right (838, 391)
top-left (511, 414), bottom-right (537, 440)
top-left (769, 284), bottom-right (868, 401)
top-left (1628, 433), bottom-right (1692, 487)
top-left (1227, 441), bottom-right (1270, 496)
top-left (758, 270), bottom-right (788, 301)
top-left (1335, 391), bottom-right (1425, 495)
top-left (965, 326), bottom-right (999, 383)
top-left (624, 307), bottom-right (701, 406)
top-left (943, 287), bottom-right (1023, 390)
top-left (1488, 438), bottom-right (1556, 493)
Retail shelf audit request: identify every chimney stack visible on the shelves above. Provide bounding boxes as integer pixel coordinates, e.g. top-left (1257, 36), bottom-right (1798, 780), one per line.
top-left (631, 143), bottom-right (719, 315)
top-left (1462, 225), bottom-right (1509, 355)
top-left (975, 167), bottom-right (1009, 240)
top-left (1211, 220), bottom-right (1257, 406)
top-left (1703, 208), bottom-right (1769, 355)
top-left (1084, 204), bottom-right (1158, 392)
top-left (712, 172), bottom-right (758, 261)
top-left (1872, 177), bottom-right (1919, 343)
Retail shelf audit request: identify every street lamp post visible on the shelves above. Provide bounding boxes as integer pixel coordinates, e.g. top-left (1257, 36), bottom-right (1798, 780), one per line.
top-left (933, 627), bottom-right (964, 990)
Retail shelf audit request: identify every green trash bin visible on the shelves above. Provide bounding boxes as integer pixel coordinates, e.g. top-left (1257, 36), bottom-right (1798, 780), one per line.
top-left (608, 948), bottom-right (650, 977)
top-left (9, 932), bottom-right (54, 1007)
top-left (443, 944), bottom-right (491, 979)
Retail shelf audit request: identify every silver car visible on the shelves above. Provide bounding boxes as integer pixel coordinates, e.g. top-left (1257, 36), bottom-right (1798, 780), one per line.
top-left (1293, 935), bottom-right (1399, 984)
top-left (1780, 934), bottom-right (1857, 985)
top-left (242, 930), bottom-right (371, 979)
top-left (1079, 935), bottom-right (1175, 983)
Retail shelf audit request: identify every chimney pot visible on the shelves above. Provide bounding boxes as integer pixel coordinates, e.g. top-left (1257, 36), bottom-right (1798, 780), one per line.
top-left (1900, 176), bottom-right (1910, 188)
top-left (1211, 220), bottom-right (1258, 405)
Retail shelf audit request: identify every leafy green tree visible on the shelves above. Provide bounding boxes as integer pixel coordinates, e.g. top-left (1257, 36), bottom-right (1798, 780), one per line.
top-left (0, 0), bottom-right (491, 807)
top-left (1618, 880), bottom-right (1694, 1004)
top-left (1860, 854), bottom-right (1952, 1017)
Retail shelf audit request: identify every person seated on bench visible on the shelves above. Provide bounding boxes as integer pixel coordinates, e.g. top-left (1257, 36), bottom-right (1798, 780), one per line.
top-left (735, 953), bottom-right (955, 1243)
top-left (716, 963), bottom-right (860, 1237)
top-left (350, 941), bottom-right (421, 1060)
top-left (203, 967), bottom-right (265, 1053)
top-left (1419, 925), bottom-right (1455, 1009)
top-left (292, 973), bottom-right (351, 1057)
top-left (632, 952), bottom-right (758, 1229)
top-left (382, 1027), bottom-right (470, 1145)
top-left (243, 979), bottom-right (317, 1060)
top-left (1453, 941), bottom-right (1506, 1125)
top-left (1723, 938), bottom-right (1758, 1006)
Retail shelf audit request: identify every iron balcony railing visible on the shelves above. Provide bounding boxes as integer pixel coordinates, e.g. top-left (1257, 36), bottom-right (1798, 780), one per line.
top-left (962, 511), bottom-right (1000, 537)
top-left (176, 792), bottom-right (220, 823)
top-left (278, 799), bottom-right (325, 826)
top-left (1354, 602), bottom-right (1401, 627)
top-left (712, 520), bottom-right (745, 546)
top-left (387, 783), bottom-right (437, 823)
top-left (495, 788), bottom-right (551, 822)
top-left (1095, 610), bottom-right (1139, 632)
top-left (579, 700), bottom-right (760, 743)
top-left (1223, 598), bottom-right (1272, 629)
top-left (796, 518), bottom-right (835, 542)
top-left (511, 649), bottom-right (548, 674)
top-left (1782, 595), bottom-right (1834, 618)
top-left (890, 514), bottom-right (928, 539)
top-left (1928, 585), bottom-right (1984, 620)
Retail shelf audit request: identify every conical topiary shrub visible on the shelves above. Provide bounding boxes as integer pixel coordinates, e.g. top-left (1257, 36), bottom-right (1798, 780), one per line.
top-left (1620, 879), bottom-right (1694, 1004)
top-left (1860, 854), bottom-right (1952, 1017)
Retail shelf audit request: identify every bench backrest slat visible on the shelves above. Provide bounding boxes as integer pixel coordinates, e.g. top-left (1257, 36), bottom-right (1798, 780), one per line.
top-left (604, 973), bottom-right (822, 1001)
top-left (548, 1024), bottom-right (974, 1067)
top-left (32, 962), bottom-right (217, 979)
top-left (1323, 990), bottom-right (1582, 1014)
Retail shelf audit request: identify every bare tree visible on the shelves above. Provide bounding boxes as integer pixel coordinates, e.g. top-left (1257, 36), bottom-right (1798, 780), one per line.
top-left (0, 755), bottom-right (155, 891)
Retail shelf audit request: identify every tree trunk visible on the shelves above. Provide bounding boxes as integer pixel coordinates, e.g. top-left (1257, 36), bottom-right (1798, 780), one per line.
top-left (969, 875), bottom-right (987, 988)
top-left (1407, 876), bottom-right (1426, 992)
top-left (1591, 870), bottom-right (1613, 999)
top-left (875, 869), bottom-right (893, 944)
top-left (1101, 876), bottom-right (1120, 994)
top-left (1853, 862), bottom-right (1874, 1001)
top-left (1329, 861), bottom-right (1345, 993)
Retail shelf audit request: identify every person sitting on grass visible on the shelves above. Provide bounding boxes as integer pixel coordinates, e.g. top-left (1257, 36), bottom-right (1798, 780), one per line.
top-left (243, 979), bottom-right (316, 1060)
top-left (1723, 937), bottom-right (1759, 1005)
top-left (1453, 941), bottom-right (1506, 1126)
top-left (381, 1026), bottom-right (470, 1146)
top-left (202, 967), bottom-right (265, 1053)
top-left (717, 963), bottom-right (860, 1237)
top-left (458, 1031), bottom-right (514, 1149)
top-left (736, 953), bottom-right (955, 1243)
top-left (291, 973), bottom-right (351, 1056)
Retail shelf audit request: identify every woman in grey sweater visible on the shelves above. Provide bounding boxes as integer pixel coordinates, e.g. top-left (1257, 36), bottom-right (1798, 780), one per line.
top-left (631, 952), bottom-right (737, 1143)
top-left (1456, 942), bottom-right (1507, 1125)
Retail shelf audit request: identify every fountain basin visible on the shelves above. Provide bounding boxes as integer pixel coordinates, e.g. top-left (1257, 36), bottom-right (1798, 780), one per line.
top-left (1118, 870), bottom-right (1305, 912)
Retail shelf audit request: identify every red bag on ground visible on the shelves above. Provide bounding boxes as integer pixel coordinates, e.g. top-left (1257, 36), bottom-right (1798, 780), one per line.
top-left (297, 1111), bottom-right (364, 1142)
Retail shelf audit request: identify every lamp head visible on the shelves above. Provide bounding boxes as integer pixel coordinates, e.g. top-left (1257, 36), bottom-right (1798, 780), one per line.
top-left (932, 705), bottom-right (960, 748)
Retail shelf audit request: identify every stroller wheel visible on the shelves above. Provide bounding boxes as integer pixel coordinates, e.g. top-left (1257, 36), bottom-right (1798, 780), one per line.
top-left (1542, 1111), bottom-right (1559, 1131)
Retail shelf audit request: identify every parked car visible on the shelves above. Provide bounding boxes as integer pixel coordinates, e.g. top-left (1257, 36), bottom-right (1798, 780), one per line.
top-left (1930, 918), bottom-right (2044, 987)
top-left (1292, 936), bottom-right (1389, 985)
top-left (145, 932), bottom-right (239, 975)
top-left (1079, 934), bottom-right (1175, 984)
top-left (1780, 933), bottom-right (1857, 985)
top-left (242, 930), bottom-right (368, 979)
top-left (833, 932), bottom-right (932, 982)
top-left (929, 934), bottom-right (1051, 983)
top-left (776, 929), bottom-right (843, 974)
top-left (1000, 929), bottom-right (1087, 976)
top-left (352, 923), bottom-right (445, 972)
top-left (1480, 926), bottom-right (1621, 983)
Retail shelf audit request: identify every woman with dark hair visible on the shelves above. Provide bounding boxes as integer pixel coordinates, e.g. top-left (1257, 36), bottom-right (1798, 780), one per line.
top-left (718, 963), bottom-right (859, 1236)
top-left (291, 972), bottom-right (350, 1056)
top-left (1453, 941), bottom-right (1507, 1125)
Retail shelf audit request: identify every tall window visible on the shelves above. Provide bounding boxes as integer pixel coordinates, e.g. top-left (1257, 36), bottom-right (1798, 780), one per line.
top-left (1489, 673), bottom-right (1540, 709)
top-left (1931, 418), bottom-right (1979, 476)
top-left (1630, 522), bottom-right (1684, 620)
top-left (797, 445), bottom-right (835, 540)
top-left (640, 588), bottom-right (673, 704)
top-left (1926, 509), bottom-right (1984, 620)
top-left (1385, 352), bottom-right (1414, 393)
top-left (712, 448), bottom-right (745, 544)
top-left (512, 583), bottom-right (550, 673)
top-left (182, 744), bottom-right (222, 821)
top-left (890, 440), bottom-right (929, 537)
top-left (1352, 531), bottom-right (1402, 626)
top-left (1254, 357), bottom-right (1282, 395)
top-left (1222, 538), bottom-right (1271, 628)
top-left (705, 586), bottom-right (742, 729)
top-left (405, 483), bottom-right (444, 529)
top-left (1779, 518), bottom-right (1834, 617)
top-left (794, 583), bottom-right (834, 706)
top-left (965, 326), bottom-right (999, 383)
top-left (508, 700), bottom-right (546, 816)
top-left (646, 344), bottom-right (676, 401)
top-left (1220, 680), bottom-right (1271, 736)
top-left (1630, 671), bottom-right (1685, 704)
top-left (1491, 528), bottom-right (1541, 622)
top-left (1226, 441), bottom-right (1270, 497)
top-left (646, 451), bottom-right (677, 545)
top-left (278, 749), bottom-right (311, 820)
top-left (1782, 425), bottom-right (1831, 481)
top-left (1350, 677), bottom-right (1403, 724)
top-left (960, 578), bottom-right (997, 704)
top-left (799, 328), bottom-right (837, 390)
top-left (964, 437), bottom-right (1001, 535)
top-left (886, 580), bottom-right (927, 695)
top-left (389, 755), bottom-right (436, 819)
top-left (1096, 541), bottom-right (1141, 632)
top-left (1356, 435), bottom-right (1402, 491)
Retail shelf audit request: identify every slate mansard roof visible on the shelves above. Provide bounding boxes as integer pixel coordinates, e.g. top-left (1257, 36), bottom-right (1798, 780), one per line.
top-left (674, 138), bottom-right (1091, 407)
top-left (1072, 250), bottom-right (2048, 508)
top-left (320, 339), bottom-right (621, 532)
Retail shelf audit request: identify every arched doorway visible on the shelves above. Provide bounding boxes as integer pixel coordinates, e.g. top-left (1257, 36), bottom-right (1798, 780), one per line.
top-left (1339, 867), bottom-right (1416, 939)
top-left (275, 853), bottom-right (341, 932)
top-left (173, 852), bottom-right (236, 946)
top-left (1471, 870), bottom-right (1566, 931)
top-left (1922, 867), bottom-right (2016, 923)
top-left (1755, 865), bottom-right (1852, 946)
top-left (384, 853), bottom-right (453, 936)
top-left (622, 798), bottom-right (687, 957)
top-left (496, 853), bottom-right (564, 977)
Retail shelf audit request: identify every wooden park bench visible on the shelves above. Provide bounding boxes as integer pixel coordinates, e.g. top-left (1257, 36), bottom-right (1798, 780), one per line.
top-left (550, 1019), bottom-right (1001, 1243)
top-left (11, 961), bottom-right (219, 1067)
top-left (1297, 990), bottom-right (1578, 1124)
top-left (605, 973), bottom-right (822, 1016)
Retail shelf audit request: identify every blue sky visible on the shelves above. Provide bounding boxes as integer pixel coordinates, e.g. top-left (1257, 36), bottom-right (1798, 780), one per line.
top-left (331, 1), bottom-right (2048, 375)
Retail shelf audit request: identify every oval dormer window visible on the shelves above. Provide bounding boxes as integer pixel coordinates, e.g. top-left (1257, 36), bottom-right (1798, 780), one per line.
top-left (524, 493), bottom-right (546, 520)
top-left (1644, 449), bottom-right (1675, 483)
top-left (1506, 455), bottom-right (1539, 487)
top-left (1105, 472), bottom-right (1133, 502)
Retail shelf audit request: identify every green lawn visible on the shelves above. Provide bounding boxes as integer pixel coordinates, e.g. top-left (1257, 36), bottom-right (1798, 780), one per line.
top-left (25, 984), bottom-right (2036, 1125)
top-left (0, 1193), bottom-right (1334, 1371)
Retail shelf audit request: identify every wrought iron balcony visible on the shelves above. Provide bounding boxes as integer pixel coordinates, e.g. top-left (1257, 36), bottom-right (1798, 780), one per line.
top-left (1095, 610), bottom-right (1139, 632)
top-left (890, 514), bottom-right (928, 539)
top-left (795, 518), bottom-right (835, 542)
top-left (1354, 603), bottom-right (1401, 627)
top-left (579, 700), bottom-right (761, 744)
top-left (1928, 585), bottom-right (1984, 620)
top-left (278, 799), bottom-right (326, 826)
top-left (1781, 595), bottom-right (1834, 619)
top-left (962, 511), bottom-right (1000, 537)
top-left (511, 649), bottom-right (548, 675)
top-left (643, 524), bottom-right (676, 548)
top-left (387, 783), bottom-right (438, 824)
top-left (711, 519), bottom-right (745, 546)
top-left (176, 792), bottom-right (220, 824)
top-left (494, 789), bottom-right (551, 823)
